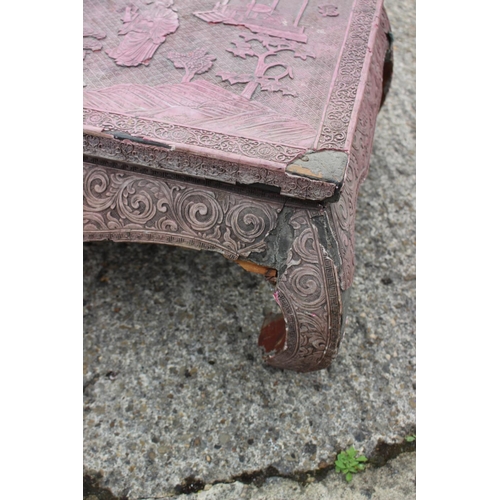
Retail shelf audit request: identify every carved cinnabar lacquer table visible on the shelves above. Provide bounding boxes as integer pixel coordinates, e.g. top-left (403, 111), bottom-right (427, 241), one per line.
top-left (83, 0), bottom-right (393, 372)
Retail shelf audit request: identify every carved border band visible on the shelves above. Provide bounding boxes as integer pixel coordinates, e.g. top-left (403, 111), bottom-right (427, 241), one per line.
top-left (83, 108), bottom-right (305, 165)
top-left (83, 163), bottom-right (283, 261)
top-left (327, 6), bottom-right (389, 289)
top-left (83, 133), bottom-right (337, 201)
top-left (316, 0), bottom-right (380, 150)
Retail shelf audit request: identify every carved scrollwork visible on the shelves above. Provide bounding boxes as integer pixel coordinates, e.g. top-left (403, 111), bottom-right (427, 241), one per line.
top-left (262, 211), bottom-right (342, 372)
top-left (225, 202), bottom-right (275, 245)
top-left (175, 190), bottom-right (224, 233)
top-left (83, 163), bottom-right (283, 260)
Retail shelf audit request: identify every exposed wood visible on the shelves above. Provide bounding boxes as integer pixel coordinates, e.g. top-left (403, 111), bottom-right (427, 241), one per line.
top-left (235, 259), bottom-right (277, 279)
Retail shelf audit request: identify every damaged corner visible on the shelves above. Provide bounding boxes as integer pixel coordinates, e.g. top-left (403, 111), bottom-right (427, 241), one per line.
top-left (285, 150), bottom-right (349, 186)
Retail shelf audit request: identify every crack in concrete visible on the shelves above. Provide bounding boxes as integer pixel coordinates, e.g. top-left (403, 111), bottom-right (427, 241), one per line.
top-left (83, 436), bottom-right (416, 499)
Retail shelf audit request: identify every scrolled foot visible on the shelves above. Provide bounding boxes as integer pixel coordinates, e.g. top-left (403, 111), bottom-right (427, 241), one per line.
top-left (258, 210), bottom-right (343, 373)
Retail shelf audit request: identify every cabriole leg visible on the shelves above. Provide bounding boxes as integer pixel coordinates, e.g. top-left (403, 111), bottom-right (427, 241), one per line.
top-left (258, 210), bottom-right (343, 373)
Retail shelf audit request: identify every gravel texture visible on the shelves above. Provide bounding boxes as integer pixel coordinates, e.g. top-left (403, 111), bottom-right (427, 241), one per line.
top-left (83, 0), bottom-right (416, 497)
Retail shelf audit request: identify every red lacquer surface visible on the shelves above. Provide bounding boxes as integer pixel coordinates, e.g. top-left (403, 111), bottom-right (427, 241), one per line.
top-left (83, 0), bottom-right (391, 372)
top-left (84, 0), bottom-right (385, 165)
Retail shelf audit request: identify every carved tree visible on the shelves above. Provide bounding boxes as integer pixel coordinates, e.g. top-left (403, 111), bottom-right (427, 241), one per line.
top-left (218, 33), bottom-right (315, 100)
top-left (166, 49), bottom-right (216, 83)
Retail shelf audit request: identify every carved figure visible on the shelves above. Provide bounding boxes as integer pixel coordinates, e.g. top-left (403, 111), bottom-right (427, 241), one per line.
top-left (107, 1), bottom-right (179, 67)
top-left (194, 0), bottom-right (310, 43)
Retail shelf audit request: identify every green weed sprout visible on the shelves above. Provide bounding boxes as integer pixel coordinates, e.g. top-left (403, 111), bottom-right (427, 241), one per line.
top-left (405, 434), bottom-right (416, 442)
top-left (335, 446), bottom-right (368, 482)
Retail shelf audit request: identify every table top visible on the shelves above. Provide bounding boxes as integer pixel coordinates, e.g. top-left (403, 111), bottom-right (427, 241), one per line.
top-left (84, 0), bottom-right (386, 199)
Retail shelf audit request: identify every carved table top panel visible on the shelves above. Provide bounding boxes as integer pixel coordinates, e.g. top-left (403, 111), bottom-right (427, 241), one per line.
top-left (84, 0), bottom-right (387, 188)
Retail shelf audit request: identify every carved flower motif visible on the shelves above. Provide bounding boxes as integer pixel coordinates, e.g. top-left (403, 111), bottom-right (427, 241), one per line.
top-left (318, 5), bottom-right (340, 17)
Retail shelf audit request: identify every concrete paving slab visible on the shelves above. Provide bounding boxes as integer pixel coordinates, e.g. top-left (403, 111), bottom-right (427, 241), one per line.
top-left (176, 452), bottom-right (416, 500)
top-left (83, 0), bottom-right (415, 497)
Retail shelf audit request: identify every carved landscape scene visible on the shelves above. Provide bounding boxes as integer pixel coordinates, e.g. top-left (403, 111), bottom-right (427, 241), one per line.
top-left (83, 0), bottom-right (350, 149)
